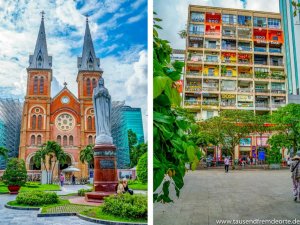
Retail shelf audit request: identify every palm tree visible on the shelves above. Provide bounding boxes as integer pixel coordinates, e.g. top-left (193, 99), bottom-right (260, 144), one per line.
top-left (0, 146), bottom-right (8, 159)
top-left (34, 141), bottom-right (67, 184)
top-left (80, 144), bottom-right (94, 169)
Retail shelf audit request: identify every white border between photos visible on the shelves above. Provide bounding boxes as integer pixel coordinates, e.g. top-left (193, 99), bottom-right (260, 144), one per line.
top-left (147, 0), bottom-right (154, 224)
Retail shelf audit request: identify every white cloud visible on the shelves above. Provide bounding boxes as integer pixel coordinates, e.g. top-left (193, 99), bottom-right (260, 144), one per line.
top-left (127, 9), bottom-right (147, 24)
top-left (154, 0), bottom-right (279, 49)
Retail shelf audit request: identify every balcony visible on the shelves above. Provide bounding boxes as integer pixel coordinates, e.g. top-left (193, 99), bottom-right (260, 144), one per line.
top-left (255, 89), bottom-right (270, 93)
top-left (270, 62), bottom-right (284, 67)
top-left (221, 102), bottom-right (236, 107)
top-left (185, 86), bottom-right (202, 92)
top-left (203, 72), bottom-right (218, 77)
top-left (254, 47), bottom-right (267, 53)
top-left (270, 72), bottom-right (285, 80)
top-left (189, 31), bottom-right (205, 35)
top-left (238, 102), bottom-right (254, 107)
top-left (255, 102), bottom-right (270, 108)
top-left (186, 71), bottom-right (202, 76)
top-left (204, 58), bottom-right (219, 63)
top-left (202, 100), bottom-right (219, 106)
top-left (238, 35), bottom-right (252, 39)
top-left (269, 48), bottom-right (282, 54)
top-left (238, 87), bottom-right (253, 93)
top-left (271, 90), bottom-right (286, 94)
top-left (202, 87), bottom-right (219, 92)
top-left (271, 102), bottom-right (286, 108)
top-left (221, 87), bottom-right (236, 92)
top-left (222, 33), bottom-right (236, 38)
top-left (184, 100), bottom-right (201, 106)
top-left (222, 46), bottom-right (236, 51)
top-left (238, 46), bottom-right (252, 51)
top-left (255, 72), bottom-right (269, 79)
top-left (238, 73), bottom-right (253, 79)
top-left (238, 60), bottom-right (252, 65)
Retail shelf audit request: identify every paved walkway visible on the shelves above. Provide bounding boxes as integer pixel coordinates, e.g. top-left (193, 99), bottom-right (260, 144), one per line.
top-left (154, 170), bottom-right (300, 225)
top-left (0, 185), bottom-right (99, 225)
top-left (55, 184), bottom-right (91, 195)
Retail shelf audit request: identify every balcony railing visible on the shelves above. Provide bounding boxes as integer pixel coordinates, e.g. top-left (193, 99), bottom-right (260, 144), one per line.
top-left (205, 31), bottom-right (221, 36)
top-left (255, 89), bottom-right (270, 93)
top-left (204, 44), bottom-right (220, 49)
top-left (269, 48), bottom-right (282, 53)
top-left (222, 46), bottom-right (237, 50)
top-left (202, 101), bottom-right (219, 106)
top-left (238, 87), bottom-right (253, 92)
top-left (255, 72), bottom-right (269, 79)
top-left (222, 33), bottom-right (236, 38)
top-left (202, 87), bottom-right (219, 91)
top-left (238, 60), bottom-right (252, 65)
top-left (203, 73), bottom-right (218, 77)
top-left (238, 47), bottom-right (252, 51)
top-left (238, 35), bottom-right (252, 39)
top-left (271, 90), bottom-right (286, 94)
top-left (271, 102), bottom-right (286, 108)
top-left (238, 103), bottom-right (254, 107)
top-left (189, 31), bottom-right (205, 35)
top-left (270, 62), bottom-right (284, 67)
top-left (222, 60), bottom-right (237, 64)
top-left (239, 73), bottom-right (253, 78)
top-left (221, 102), bottom-right (236, 107)
top-left (186, 72), bottom-right (201, 76)
top-left (254, 47), bottom-right (267, 52)
top-left (254, 61), bottom-right (268, 66)
top-left (221, 87), bottom-right (236, 91)
top-left (191, 18), bottom-right (205, 23)
top-left (185, 86), bottom-right (202, 92)
top-left (184, 100), bottom-right (201, 106)
top-left (270, 73), bottom-right (285, 80)
top-left (255, 103), bottom-right (269, 108)
top-left (204, 59), bottom-right (219, 63)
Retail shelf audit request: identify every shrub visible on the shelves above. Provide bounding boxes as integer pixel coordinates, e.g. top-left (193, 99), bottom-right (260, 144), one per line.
top-left (267, 147), bottom-right (282, 165)
top-left (78, 188), bottom-right (92, 196)
top-left (16, 191), bottom-right (59, 206)
top-left (2, 158), bottom-right (27, 186)
top-left (137, 153), bottom-right (147, 184)
top-left (102, 194), bottom-right (147, 219)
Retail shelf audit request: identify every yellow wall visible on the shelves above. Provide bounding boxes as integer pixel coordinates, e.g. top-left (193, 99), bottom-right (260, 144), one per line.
top-left (203, 66), bottom-right (219, 76)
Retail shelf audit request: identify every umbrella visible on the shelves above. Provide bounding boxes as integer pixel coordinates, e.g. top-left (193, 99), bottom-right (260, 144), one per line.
top-left (62, 166), bottom-right (80, 173)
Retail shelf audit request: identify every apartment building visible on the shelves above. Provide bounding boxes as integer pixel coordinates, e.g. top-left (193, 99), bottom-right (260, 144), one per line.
top-left (183, 5), bottom-right (287, 121)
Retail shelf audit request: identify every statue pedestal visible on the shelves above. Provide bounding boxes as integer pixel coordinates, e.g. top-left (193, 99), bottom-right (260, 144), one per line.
top-left (85, 144), bottom-right (118, 202)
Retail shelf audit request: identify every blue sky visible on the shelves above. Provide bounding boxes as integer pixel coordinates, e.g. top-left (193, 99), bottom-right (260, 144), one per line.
top-left (154, 0), bottom-right (279, 49)
top-left (0, 0), bottom-right (148, 137)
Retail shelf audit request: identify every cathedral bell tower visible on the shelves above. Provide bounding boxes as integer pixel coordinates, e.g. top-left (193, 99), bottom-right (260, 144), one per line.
top-left (19, 12), bottom-right (52, 165)
top-left (77, 17), bottom-right (101, 150)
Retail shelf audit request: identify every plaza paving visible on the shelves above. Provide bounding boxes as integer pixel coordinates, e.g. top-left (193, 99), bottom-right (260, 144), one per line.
top-left (0, 185), bottom-right (98, 225)
top-left (154, 170), bottom-right (300, 225)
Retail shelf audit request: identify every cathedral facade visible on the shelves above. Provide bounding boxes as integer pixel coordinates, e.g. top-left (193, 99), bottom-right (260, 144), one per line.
top-left (19, 15), bottom-right (101, 178)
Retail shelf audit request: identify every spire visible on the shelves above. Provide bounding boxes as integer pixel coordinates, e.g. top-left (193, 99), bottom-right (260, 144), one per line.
top-left (77, 16), bottom-right (101, 71)
top-left (28, 11), bottom-right (52, 69)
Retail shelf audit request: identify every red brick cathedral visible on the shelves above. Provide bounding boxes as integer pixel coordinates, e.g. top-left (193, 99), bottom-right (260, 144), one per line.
top-left (19, 15), bottom-right (102, 178)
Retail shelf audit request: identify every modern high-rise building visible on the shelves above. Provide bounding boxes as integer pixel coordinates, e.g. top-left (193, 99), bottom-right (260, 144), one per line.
top-left (122, 106), bottom-right (145, 144)
top-left (279, 0), bottom-right (300, 102)
top-left (183, 5), bottom-right (287, 121)
top-left (0, 98), bottom-right (23, 169)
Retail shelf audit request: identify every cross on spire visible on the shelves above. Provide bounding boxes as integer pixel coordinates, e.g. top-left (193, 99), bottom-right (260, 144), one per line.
top-left (86, 14), bottom-right (89, 23)
top-left (63, 82), bottom-right (67, 87)
top-left (40, 10), bottom-right (45, 20)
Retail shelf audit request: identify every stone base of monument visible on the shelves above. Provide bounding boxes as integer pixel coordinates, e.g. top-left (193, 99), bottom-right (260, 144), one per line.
top-left (85, 144), bottom-right (118, 203)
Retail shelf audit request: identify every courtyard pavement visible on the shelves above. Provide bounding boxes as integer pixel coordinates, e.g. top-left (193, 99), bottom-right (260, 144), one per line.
top-left (154, 170), bottom-right (300, 225)
top-left (0, 185), bottom-right (99, 225)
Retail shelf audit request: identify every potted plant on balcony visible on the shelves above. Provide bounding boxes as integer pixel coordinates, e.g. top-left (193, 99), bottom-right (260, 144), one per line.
top-left (2, 158), bottom-right (27, 194)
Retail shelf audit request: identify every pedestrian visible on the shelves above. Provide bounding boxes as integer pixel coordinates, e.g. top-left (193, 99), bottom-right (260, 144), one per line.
top-left (224, 156), bottom-right (229, 173)
top-left (72, 174), bottom-right (76, 185)
top-left (60, 173), bottom-right (65, 187)
top-left (290, 152), bottom-right (300, 202)
top-left (117, 178), bottom-right (133, 195)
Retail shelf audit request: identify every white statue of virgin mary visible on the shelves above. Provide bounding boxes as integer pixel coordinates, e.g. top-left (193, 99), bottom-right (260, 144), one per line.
top-left (93, 77), bottom-right (113, 145)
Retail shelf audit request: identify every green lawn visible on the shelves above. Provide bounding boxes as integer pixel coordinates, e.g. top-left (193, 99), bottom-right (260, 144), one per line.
top-left (0, 182), bottom-right (60, 194)
top-left (80, 206), bottom-right (147, 223)
top-left (129, 181), bottom-right (147, 191)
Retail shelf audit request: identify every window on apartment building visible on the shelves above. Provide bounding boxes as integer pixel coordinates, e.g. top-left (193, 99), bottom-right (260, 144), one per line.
top-left (238, 15), bottom-right (252, 26)
top-left (189, 24), bottom-right (204, 35)
top-left (268, 18), bottom-right (281, 29)
top-left (191, 12), bottom-right (205, 22)
top-left (253, 17), bottom-right (267, 27)
top-left (222, 14), bottom-right (237, 24)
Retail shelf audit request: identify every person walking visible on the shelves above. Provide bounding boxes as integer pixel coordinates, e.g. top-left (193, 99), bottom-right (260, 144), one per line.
top-left (290, 152), bottom-right (300, 202)
top-left (224, 156), bottom-right (229, 173)
top-left (72, 174), bottom-right (76, 185)
top-left (60, 173), bottom-right (65, 187)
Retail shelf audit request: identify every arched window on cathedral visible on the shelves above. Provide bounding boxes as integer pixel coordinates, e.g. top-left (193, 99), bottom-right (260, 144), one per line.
top-left (57, 135), bottom-right (61, 145)
top-left (86, 78), bottom-right (91, 96)
top-left (63, 135), bottom-right (67, 146)
top-left (33, 76), bottom-right (38, 94)
top-left (88, 135), bottom-right (93, 145)
top-left (31, 135), bottom-right (35, 145)
top-left (37, 135), bottom-right (42, 145)
top-left (37, 115), bottom-right (42, 130)
top-left (32, 115), bottom-right (36, 129)
top-left (92, 116), bottom-right (95, 130)
top-left (39, 77), bottom-right (44, 94)
top-left (87, 116), bottom-right (92, 130)
top-left (69, 135), bottom-right (73, 146)
top-left (92, 78), bottom-right (97, 89)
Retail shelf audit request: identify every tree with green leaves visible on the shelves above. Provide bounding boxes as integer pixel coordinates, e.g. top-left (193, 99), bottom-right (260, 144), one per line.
top-left (137, 152), bottom-right (147, 184)
top-left (271, 103), bottom-right (300, 156)
top-left (128, 129), bottom-right (138, 167)
top-left (252, 114), bottom-right (273, 148)
top-left (80, 144), bottom-right (94, 169)
top-left (292, 1), bottom-right (300, 16)
top-left (153, 13), bottom-right (201, 203)
top-left (178, 29), bottom-right (187, 39)
top-left (0, 146), bottom-right (8, 159)
top-left (34, 141), bottom-right (67, 184)
top-left (130, 143), bottom-right (147, 167)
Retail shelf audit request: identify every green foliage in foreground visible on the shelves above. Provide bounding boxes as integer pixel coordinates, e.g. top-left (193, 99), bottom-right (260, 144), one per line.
top-left (137, 153), bottom-right (147, 184)
top-left (7, 199), bottom-right (69, 209)
top-left (128, 180), bottom-right (148, 190)
top-left (153, 13), bottom-right (201, 203)
top-left (102, 194), bottom-right (147, 219)
top-left (78, 188), bottom-right (93, 196)
top-left (81, 206), bottom-right (147, 223)
top-left (16, 191), bottom-right (59, 206)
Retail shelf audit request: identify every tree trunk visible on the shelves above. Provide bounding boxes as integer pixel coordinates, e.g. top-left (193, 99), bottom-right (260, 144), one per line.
top-left (51, 160), bottom-right (57, 184)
